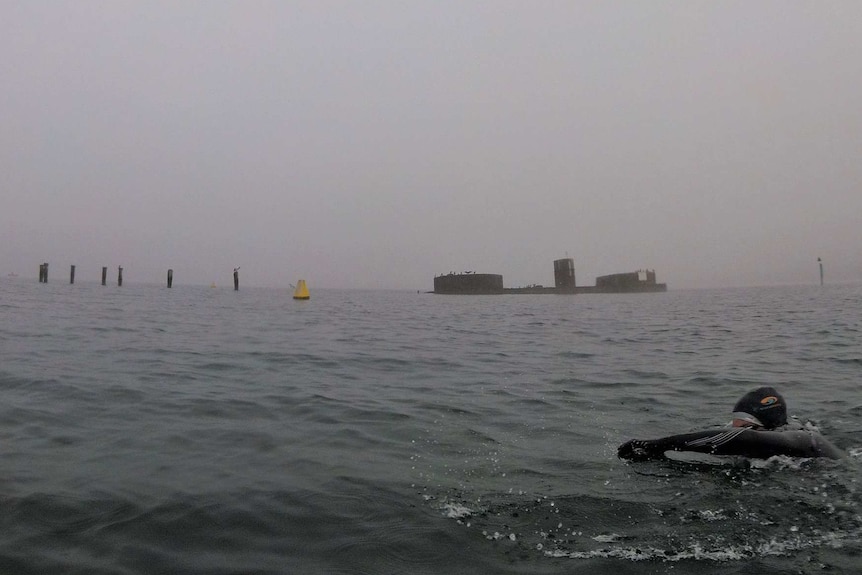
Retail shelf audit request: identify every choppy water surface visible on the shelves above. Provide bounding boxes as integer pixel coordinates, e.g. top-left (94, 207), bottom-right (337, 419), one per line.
top-left (1, 279), bottom-right (860, 574)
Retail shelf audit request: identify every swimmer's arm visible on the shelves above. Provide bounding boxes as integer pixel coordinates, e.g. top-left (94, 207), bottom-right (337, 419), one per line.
top-left (618, 429), bottom-right (844, 460)
top-left (617, 429), bottom-right (729, 461)
top-left (802, 431), bottom-right (844, 459)
top-left (707, 429), bottom-right (844, 459)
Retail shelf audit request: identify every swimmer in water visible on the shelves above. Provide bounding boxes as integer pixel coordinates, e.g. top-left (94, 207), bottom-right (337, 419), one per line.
top-left (617, 386), bottom-right (843, 461)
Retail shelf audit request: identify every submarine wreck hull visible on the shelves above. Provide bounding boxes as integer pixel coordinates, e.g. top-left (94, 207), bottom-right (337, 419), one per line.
top-left (594, 271), bottom-right (667, 293)
top-left (433, 273), bottom-right (504, 294)
top-left (431, 262), bottom-right (668, 295)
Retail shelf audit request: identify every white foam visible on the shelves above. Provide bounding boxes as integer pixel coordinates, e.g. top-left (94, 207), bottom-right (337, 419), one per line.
top-left (545, 526), bottom-right (862, 562)
top-left (696, 509), bottom-right (727, 522)
top-left (748, 454), bottom-right (811, 470)
top-left (546, 542), bottom-right (750, 562)
top-left (440, 501), bottom-right (473, 519)
top-left (591, 533), bottom-right (621, 543)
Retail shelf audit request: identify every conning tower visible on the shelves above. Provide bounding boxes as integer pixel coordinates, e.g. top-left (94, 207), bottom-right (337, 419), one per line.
top-left (554, 258), bottom-right (576, 291)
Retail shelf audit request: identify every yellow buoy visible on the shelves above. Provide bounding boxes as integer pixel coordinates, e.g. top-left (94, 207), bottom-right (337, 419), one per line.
top-left (293, 279), bottom-right (310, 300)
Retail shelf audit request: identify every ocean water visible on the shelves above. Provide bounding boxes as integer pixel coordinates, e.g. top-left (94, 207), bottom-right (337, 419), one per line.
top-left (0, 278), bottom-right (860, 574)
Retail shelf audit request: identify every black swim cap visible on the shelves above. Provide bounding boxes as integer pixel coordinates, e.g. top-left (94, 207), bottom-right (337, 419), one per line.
top-left (732, 387), bottom-right (787, 429)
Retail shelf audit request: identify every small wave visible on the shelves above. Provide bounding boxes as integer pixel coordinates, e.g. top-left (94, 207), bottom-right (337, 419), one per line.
top-left (748, 455), bottom-right (815, 471)
top-left (556, 351), bottom-right (596, 360)
top-left (591, 533), bottom-right (622, 543)
top-left (429, 455), bottom-right (862, 567)
top-left (686, 509), bottom-right (728, 522)
top-left (621, 368), bottom-right (669, 379)
top-left (546, 527), bottom-right (862, 562)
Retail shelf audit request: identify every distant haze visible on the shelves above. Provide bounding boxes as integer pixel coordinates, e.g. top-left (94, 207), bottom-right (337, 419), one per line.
top-left (2, 2), bottom-right (860, 290)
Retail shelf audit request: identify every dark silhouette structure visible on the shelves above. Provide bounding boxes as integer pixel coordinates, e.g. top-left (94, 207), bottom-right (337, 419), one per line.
top-left (433, 258), bottom-right (667, 295)
top-left (595, 270), bottom-right (665, 293)
top-left (433, 273), bottom-right (504, 294)
top-left (554, 258), bottom-right (576, 291)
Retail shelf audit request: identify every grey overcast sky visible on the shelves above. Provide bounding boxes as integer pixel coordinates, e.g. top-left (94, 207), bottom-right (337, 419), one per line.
top-left (2, 1), bottom-right (860, 290)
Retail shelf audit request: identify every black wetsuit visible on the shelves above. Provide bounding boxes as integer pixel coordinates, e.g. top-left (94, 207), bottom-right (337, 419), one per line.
top-left (618, 426), bottom-right (843, 461)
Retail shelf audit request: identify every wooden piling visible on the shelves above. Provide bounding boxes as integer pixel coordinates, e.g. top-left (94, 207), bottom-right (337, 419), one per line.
top-left (38, 264), bottom-right (44, 283)
top-left (118, 266), bottom-right (123, 287)
top-left (233, 267), bottom-right (240, 291)
top-left (101, 266), bottom-right (107, 286)
top-left (70, 265), bottom-right (76, 284)
top-left (818, 257), bottom-right (824, 286)
top-left (42, 263), bottom-right (48, 283)
top-left (167, 269), bottom-right (173, 288)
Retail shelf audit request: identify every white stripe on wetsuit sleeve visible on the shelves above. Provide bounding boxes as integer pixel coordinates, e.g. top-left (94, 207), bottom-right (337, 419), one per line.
top-left (684, 427), bottom-right (748, 448)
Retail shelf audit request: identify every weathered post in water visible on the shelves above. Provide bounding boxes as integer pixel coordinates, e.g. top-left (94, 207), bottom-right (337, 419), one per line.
top-left (818, 257), bottom-right (824, 286)
top-left (101, 266), bottom-right (107, 286)
top-left (70, 265), bottom-right (76, 284)
top-left (167, 269), bottom-right (173, 288)
top-left (38, 264), bottom-right (44, 283)
top-left (42, 263), bottom-right (49, 283)
top-left (118, 266), bottom-right (123, 287)
top-left (233, 267), bottom-right (240, 291)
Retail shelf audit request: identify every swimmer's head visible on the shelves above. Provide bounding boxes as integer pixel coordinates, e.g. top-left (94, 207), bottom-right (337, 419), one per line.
top-left (731, 386), bottom-right (787, 429)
